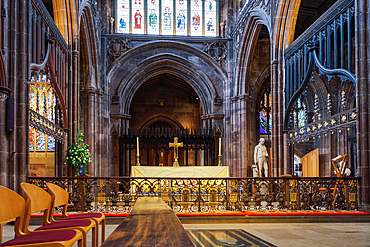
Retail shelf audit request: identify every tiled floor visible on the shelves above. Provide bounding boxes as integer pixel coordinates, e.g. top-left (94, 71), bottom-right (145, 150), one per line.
top-left (2, 222), bottom-right (370, 246)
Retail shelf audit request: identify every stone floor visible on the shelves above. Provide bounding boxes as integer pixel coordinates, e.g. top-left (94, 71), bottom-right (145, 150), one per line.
top-left (2, 222), bottom-right (370, 246)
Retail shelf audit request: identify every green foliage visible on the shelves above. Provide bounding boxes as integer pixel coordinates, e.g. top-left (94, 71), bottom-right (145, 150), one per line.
top-left (64, 130), bottom-right (91, 175)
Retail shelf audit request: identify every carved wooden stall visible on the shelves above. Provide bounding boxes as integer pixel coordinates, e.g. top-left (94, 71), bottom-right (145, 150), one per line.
top-left (29, 0), bottom-right (69, 176)
top-left (119, 127), bottom-right (218, 176)
top-left (284, 0), bottom-right (356, 176)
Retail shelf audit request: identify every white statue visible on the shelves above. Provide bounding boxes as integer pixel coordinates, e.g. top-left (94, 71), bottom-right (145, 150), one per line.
top-left (254, 138), bottom-right (269, 177)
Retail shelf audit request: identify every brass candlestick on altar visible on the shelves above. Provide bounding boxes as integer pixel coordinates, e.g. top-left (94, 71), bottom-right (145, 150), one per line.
top-left (169, 137), bottom-right (183, 166)
top-left (218, 137), bottom-right (222, 166)
top-left (136, 137), bottom-right (140, 166)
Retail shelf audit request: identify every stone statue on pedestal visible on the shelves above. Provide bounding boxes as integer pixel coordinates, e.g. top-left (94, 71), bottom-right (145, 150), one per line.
top-left (254, 138), bottom-right (269, 177)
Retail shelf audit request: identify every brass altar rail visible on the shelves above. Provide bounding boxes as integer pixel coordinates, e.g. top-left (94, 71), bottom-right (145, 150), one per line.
top-left (28, 176), bottom-right (360, 212)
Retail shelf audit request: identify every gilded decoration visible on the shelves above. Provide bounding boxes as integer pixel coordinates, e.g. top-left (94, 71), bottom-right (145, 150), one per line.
top-left (287, 109), bottom-right (356, 144)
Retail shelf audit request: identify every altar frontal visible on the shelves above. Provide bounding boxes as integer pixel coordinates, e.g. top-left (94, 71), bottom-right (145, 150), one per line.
top-left (131, 166), bottom-right (229, 178)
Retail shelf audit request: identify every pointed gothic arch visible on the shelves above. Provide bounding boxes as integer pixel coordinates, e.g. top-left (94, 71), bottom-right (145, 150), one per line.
top-left (235, 13), bottom-right (272, 96)
top-left (108, 41), bottom-right (226, 119)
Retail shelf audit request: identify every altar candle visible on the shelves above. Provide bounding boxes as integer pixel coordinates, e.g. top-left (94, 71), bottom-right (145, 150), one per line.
top-left (219, 137), bottom-right (221, 155)
top-left (137, 137), bottom-right (139, 155)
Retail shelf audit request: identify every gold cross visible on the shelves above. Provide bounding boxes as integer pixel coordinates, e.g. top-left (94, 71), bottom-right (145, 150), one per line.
top-left (169, 137), bottom-right (183, 166)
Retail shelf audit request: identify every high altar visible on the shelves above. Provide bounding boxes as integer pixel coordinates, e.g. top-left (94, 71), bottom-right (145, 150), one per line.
top-left (131, 166), bottom-right (229, 178)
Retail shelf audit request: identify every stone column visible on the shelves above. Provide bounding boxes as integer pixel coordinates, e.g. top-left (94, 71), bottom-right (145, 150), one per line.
top-left (355, 0), bottom-right (370, 209)
top-left (230, 96), bottom-right (239, 177)
top-left (8, 0), bottom-right (31, 192)
top-left (271, 59), bottom-right (279, 176)
top-left (0, 87), bottom-right (10, 186)
top-left (278, 58), bottom-right (286, 176)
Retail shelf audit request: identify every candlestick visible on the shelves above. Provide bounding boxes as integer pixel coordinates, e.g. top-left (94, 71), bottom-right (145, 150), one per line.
top-left (219, 137), bottom-right (221, 156)
top-left (137, 137), bottom-right (139, 155)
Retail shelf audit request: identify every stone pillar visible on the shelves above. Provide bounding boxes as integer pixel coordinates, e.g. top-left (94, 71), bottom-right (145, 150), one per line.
top-left (278, 58), bottom-right (286, 176)
top-left (7, 0), bottom-right (31, 192)
top-left (83, 87), bottom-right (97, 176)
top-left (271, 59), bottom-right (279, 176)
top-left (72, 50), bottom-right (79, 143)
top-left (355, 0), bottom-right (370, 209)
top-left (230, 96), bottom-right (239, 177)
top-left (0, 87), bottom-right (10, 186)
top-left (239, 94), bottom-right (252, 177)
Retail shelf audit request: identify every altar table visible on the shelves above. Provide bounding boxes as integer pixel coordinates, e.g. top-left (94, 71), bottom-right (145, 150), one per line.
top-left (131, 166), bottom-right (229, 178)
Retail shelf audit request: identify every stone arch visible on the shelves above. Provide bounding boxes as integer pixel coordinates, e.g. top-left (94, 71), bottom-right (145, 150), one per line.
top-left (51, 0), bottom-right (78, 44)
top-left (251, 64), bottom-right (271, 102)
top-left (140, 114), bottom-right (185, 130)
top-left (79, 4), bottom-right (98, 88)
top-left (108, 41), bottom-right (226, 118)
top-left (235, 10), bottom-right (272, 96)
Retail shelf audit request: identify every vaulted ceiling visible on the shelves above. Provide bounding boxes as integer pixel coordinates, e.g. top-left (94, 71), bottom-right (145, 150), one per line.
top-left (137, 73), bottom-right (198, 99)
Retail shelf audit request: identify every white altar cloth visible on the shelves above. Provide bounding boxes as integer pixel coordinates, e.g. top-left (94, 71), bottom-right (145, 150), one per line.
top-left (131, 166), bottom-right (229, 178)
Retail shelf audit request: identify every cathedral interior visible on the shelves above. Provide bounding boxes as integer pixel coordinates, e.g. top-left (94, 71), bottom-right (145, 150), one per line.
top-left (0, 0), bottom-right (370, 210)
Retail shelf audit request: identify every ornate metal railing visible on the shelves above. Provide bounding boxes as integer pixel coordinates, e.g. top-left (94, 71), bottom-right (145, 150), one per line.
top-left (28, 176), bottom-right (360, 212)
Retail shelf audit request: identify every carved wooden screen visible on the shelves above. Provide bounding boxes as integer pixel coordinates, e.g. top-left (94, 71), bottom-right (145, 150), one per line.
top-left (29, 0), bottom-right (69, 175)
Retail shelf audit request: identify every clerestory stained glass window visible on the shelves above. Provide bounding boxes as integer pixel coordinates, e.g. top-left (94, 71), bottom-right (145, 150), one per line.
top-left (132, 0), bottom-right (144, 34)
top-left (204, 0), bottom-right (216, 36)
top-left (148, 0), bottom-right (160, 34)
top-left (116, 0), bottom-right (217, 36)
top-left (162, 0), bottom-right (174, 35)
top-left (176, 0), bottom-right (187, 35)
top-left (259, 87), bottom-right (271, 134)
top-left (117, 0), bottom-right (130, 33)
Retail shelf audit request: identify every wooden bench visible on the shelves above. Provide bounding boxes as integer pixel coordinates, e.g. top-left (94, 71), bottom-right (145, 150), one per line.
top-left (101, 197), bottom-right (194, 247)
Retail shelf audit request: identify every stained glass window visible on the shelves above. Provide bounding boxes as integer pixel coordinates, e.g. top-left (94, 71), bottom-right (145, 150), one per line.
top-left (117, 0), bottom-right (130, 33)
top-left (36, 130), bottom-right (46, 150)
top-left (293, 97), bottom-right (306, 129)
top-left (148, 0), bottom-right (160, 35)
top-left (29, 72), bottom-right (56, 151)
top-left (190, 0), bottom-right (202, 36)
top-left (176, 0), bottom-right (187, 35)
top-left (116, 0), bottom-right (217, 36)
top-left (204, 0), bottom-right (216, 36)
top-left (132, 0), bottom-right (144, 34)
top-left (259, 87), bottom-right (271, 134)
top-left (162, 0), bottom-right (174, 35)
top-left (29, 127), bottom-right (35, 150)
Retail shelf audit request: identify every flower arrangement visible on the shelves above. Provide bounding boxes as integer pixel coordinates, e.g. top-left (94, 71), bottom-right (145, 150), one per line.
top-left (65, 129), bottom-right (91, 176)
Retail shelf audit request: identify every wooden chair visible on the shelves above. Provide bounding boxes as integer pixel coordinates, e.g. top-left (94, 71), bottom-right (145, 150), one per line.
top-left (0, 185), bottom-right (83, 247)
top-left (20, 183), bottom-right (97, 247)
top-left (46, 182), bottom-right (106, 245)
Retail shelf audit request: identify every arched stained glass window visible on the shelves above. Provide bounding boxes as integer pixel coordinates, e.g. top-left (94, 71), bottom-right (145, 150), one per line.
top-left (116, 0), bottom-right (218, 36)
top-left (259, 87), bottom-right (271, 134)
top-left (29, 72), bottom-right (56, 151)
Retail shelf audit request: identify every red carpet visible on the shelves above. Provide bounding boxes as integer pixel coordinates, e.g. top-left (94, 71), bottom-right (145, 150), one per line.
top-left (31, 210), bottom-right (369, 218)
top-left (244, 210), bottom-right (370, 216)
